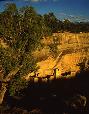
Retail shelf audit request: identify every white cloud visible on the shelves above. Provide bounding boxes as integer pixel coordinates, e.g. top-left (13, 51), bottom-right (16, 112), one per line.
top-left (31, 0), bottom-right (41, 2)
top-left (23, 0), bottom-right (58, 2)
top-left (23, 0), bottom-right (41, 2)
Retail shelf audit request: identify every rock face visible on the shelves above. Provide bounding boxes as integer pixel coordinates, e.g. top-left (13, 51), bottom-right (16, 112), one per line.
top-left (29, 32), bottom-right (89, 79)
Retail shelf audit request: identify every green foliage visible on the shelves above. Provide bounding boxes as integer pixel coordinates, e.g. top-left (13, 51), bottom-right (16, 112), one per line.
top-left (49, 43), bottom-right (58, 58)
top-left (0, 47), bottom-right (18, 76)
top-left (0, 3), bottom-right (52, 96)
top-left (44, 12), bottom-right (59, 32)
top-left (9, 76), bottom-right (29, 96)
top-left (43, 12), bottom-right (89, 33)
top-left (48, 37), bottom-right (59, 58)
top-left (18, 54), bottom-right (38, 76)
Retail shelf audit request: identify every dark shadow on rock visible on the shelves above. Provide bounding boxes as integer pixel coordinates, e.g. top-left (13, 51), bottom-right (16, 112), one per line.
top-left (3, 69), bottom-right (89, 114)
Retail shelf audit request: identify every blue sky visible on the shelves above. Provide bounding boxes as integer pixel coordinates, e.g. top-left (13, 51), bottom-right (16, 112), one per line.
top-left (0, 0), bottom-right (89, 22)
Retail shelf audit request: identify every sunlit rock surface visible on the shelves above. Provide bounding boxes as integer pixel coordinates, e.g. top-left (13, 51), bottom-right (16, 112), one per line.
top-left (25, 32), bottom-right (89, 80)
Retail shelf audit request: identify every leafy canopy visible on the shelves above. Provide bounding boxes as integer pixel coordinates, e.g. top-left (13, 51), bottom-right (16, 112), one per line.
top-left (0, 3), bottom-right (51, 96)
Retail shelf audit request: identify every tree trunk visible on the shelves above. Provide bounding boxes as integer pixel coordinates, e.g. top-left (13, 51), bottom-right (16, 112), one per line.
top-left (0, 65), bottom-right (23, 105)
top-left (0, 83), bottom-right (7, 104)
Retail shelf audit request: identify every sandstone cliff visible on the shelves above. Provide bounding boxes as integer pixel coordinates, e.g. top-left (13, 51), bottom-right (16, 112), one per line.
top-left (30, 32), bottom-right (89, 79)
